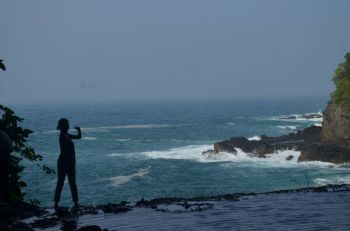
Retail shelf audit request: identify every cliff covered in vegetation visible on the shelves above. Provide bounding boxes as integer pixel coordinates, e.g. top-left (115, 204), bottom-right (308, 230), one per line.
top-left (321, 53), bottom-right (350, 148)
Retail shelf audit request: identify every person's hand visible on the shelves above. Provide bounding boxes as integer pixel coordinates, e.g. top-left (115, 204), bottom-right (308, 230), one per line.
top-left (74, 126), bottom-right (81, 132)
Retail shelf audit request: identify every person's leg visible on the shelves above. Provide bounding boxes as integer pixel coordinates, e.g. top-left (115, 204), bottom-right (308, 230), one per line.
top-left (54, 160), bottom-right (66, 204)
top-left (67, 164), bottom-right (79, 204)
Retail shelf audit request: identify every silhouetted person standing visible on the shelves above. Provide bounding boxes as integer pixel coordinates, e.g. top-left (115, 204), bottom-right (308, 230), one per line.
top-left (0, 122), bottom-right (13, 202)
top-left (54, 118), bottom-right (81, 208)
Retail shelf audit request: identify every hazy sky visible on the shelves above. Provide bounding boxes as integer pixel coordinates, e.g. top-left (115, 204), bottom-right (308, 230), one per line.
top-left (1, 0), bottom-right (350, 103)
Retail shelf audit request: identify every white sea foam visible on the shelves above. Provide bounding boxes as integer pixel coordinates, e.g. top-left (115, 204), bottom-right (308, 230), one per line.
top-left (217, 148), bottom-right (303, 167)
top-left (247, 136), bottom-right (261, 141)
top-left (114, 138), bottom-right (131, 142)
top-left (108, 153), bottom-right (125, 157)
top-left (277, 125), bottom-right (298, 130)
top-left (143, 145), bottom-right (214, 162)
top-left (82, 137), bottom-right (97, 140)
top-left (227, 122), bottom-right (235, 126)
top-left (273, 111), bottom-right (323, 123)
top-left (313, 123), bottom-right (322, 127)
top-left (143, 144), bottom-right (339, 168)
top-left (143, 145), bottom-right (303, 167)
top-left (109, 167), bottom-right (151, 186)
top-left (314, 176), bottom-right (350, 186)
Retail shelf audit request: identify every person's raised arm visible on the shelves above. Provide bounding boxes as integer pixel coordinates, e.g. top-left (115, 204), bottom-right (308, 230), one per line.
top-left (69, 126), bottom-right (82, 139)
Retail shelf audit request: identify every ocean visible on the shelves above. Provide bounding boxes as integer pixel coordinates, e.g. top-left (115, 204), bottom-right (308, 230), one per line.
top-left (10, 97), bottom-right (350, 207)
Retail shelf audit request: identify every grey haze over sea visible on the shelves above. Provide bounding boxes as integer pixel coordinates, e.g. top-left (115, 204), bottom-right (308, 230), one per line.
top-left (11, 97), bottom-right (350, 206)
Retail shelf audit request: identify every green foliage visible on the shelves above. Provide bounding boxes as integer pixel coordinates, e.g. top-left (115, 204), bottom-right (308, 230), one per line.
top-left (0, 104), bottom-right (55, 200)
top-left (332, 53), bottom-right (350, 111)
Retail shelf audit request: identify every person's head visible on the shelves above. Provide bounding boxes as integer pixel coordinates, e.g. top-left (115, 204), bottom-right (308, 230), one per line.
top-left (57, 118), bottom-right (69, 133)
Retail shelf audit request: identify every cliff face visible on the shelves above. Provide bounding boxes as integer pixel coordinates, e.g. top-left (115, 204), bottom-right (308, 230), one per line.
top-left (321, 99), bottom-right (350, 148)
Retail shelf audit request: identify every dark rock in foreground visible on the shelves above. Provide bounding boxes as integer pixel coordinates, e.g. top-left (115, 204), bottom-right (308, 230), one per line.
top-left (0, 200), bottom-right (47, 230)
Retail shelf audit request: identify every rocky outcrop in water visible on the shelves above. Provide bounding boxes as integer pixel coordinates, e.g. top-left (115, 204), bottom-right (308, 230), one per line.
top-left (297, 98), bottom-right (350, 164)
top-left (203, 126), bottom-right (323, 159)
top-left (203, 116), bottom-right (350, 164)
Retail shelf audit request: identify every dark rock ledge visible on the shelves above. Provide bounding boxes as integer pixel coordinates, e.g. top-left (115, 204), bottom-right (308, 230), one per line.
top-left (2, 184), bottom-right (350, 230)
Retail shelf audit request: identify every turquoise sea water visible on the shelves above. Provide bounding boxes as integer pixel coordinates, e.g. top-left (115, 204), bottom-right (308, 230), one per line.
top-left (11, 98), bottom-right (350, 206)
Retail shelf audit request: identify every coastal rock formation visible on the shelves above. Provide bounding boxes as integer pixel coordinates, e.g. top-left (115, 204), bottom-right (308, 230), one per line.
top-left (203, 126), bottom-right (322, 158)
top-left (203, 121), bottom-right (350, 164)
top-left (321, 99), bottom-right (350, 148)
top-left (203, 123), bottom-right (350, 164)
top-left (297, 98), bottom-right (350, 164)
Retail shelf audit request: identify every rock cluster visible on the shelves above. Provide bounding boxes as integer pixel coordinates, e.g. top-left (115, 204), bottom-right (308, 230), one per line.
top-left (203, 126), bottom-right (327, 161)
top-left (203, 101), bottom-right (350, 164)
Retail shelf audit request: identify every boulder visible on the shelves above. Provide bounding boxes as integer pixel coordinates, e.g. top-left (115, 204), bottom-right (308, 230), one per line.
top-left (213, 140), bottom-right (238, 154)
top-left (286, 155), bottom-right (294, 161)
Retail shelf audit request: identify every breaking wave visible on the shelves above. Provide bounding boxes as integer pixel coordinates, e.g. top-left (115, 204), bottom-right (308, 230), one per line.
top-left (142, 145), bottom-right (335, 168)
top-left (82, 137), bottom-right (97, 140)
top-left (247, 136), bottom-right (261, 141)
top-left (314, 176), bottom-right (350, 186)
top-left (273, 111), bottom-right (323, 123)
top-left (109, 167), bottom-right (151, 186)
top-left (143, 145), bottom-right (213, 162)
top-left (277, 125), bottom-right (298, 130)
top-left (114, 138), bottom-right (131, 142)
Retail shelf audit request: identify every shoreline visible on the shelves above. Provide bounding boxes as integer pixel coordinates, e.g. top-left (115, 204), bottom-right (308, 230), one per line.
top-left (3, 183), bottom-right (349, 230)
